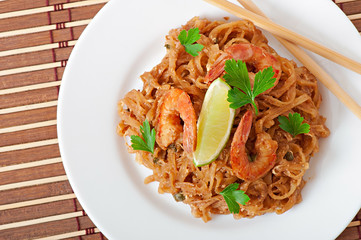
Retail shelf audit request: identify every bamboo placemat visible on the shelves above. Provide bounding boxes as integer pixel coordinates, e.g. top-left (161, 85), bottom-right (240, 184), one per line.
top-left (0, 0), bottom-right (360, 239)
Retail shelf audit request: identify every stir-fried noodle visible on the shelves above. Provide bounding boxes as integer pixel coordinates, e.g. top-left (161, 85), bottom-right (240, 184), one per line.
top-left (117, 17), bottom-right (330, 222)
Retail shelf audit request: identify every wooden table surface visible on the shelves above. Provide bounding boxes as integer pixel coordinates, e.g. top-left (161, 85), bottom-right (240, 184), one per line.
top-left (0, 0), bottom-right (360, 239)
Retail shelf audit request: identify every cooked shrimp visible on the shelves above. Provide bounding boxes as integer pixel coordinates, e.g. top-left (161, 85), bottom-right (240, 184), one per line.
top-left (156, 88), bottom-right (197, 153)
top-left (230, 110), bottom-right (278, 181)
top-left (205, 43), bottom-right (282, 92)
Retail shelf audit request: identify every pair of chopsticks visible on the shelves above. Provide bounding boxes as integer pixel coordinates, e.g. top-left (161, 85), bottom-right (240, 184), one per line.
top-left (203, 0), bottom-right (361, 121)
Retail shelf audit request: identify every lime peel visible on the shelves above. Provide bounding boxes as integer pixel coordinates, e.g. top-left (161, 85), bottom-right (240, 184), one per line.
top-left (193, 78), bottom-right (235, 167)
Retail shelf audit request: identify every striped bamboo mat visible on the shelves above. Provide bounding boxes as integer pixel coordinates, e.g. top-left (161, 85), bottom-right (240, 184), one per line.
top-left (0, 0), bottom-right (360, 239)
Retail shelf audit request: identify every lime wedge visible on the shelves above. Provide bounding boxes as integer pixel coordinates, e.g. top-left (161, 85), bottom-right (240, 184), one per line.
top-left (193, 78), bottom-right (235, 166)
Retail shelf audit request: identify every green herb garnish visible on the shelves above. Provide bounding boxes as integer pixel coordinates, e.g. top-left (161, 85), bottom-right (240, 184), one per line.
top-left (177, 28), bottom-right (204, 57)
top-left (130, 119), bottom-right (156, 153)
top-left (220, 183), bottom-right (250, 214)
top-left (278, 113), bottom-right (310, 137)
top-left (224, 59), bottom-right (276, 115)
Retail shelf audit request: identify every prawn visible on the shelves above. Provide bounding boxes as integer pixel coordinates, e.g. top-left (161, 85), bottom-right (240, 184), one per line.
top-left (156, 88), bottom-right (197, 153)
top-left (205, 43), bottom-right (282, 92)
top-left (230, 110), bottom-right (278, 181)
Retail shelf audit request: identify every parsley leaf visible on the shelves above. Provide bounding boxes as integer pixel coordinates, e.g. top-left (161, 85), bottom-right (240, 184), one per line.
top-left (278, 113), bottom-right (310, 137)
top-left (220, 183), bottom-right (250, 214)
top-left (224, 59), bottom-right (276, 115)
top-left (178, 28), bottom-right (204, 57)
top-left (227, 88), bottom-right (252, 109)
top-left (253, 66), bottom-right (277, 96)
top-left (223, 59), bottom-right (251, 91)
top-left (185, 44), bottom-right (204, 57)
top-left (130, 119), bottom-right (156, 153)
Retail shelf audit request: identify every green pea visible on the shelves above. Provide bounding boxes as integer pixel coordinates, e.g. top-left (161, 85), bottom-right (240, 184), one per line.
top-left (173, 192), bottom-right (185, 202)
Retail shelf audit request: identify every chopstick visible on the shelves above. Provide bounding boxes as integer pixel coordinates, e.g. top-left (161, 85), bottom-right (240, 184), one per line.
top-left (234, 0), bottom-right (361, 120)
top-left (203, 0), bottom-right (361, 76)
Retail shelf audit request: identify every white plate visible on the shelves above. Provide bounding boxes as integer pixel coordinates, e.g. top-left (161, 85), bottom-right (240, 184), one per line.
top-left (57, 0), bottom-right (361, 239)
